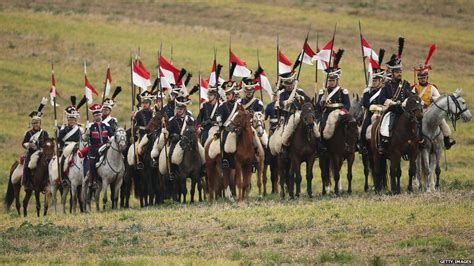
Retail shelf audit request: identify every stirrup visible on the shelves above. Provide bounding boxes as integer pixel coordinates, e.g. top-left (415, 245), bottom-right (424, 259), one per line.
top-left (136, 161), bottom-right (144, 170)
top-left (152, 160), bottom-right (158, 168)
top-left (222, 159), bottom-right (230, 169)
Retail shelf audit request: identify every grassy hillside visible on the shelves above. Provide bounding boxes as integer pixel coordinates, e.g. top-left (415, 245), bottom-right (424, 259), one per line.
top-left (0, 0), bottom-right (473, 264)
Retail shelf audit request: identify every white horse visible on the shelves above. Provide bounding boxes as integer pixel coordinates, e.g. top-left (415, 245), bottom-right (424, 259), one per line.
top-left (416, 89), bottom-right (471, 192)
top-left (251, 111), bottom-right (268, 196)
top-left (82, 128), bottom-right (127, 212)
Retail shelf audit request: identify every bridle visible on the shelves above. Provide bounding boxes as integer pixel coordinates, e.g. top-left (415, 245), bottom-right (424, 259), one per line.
top-left (433, 93), bottom-right (468, 131)
top-left (180, 127), bottom-right (197, 151)
top-left (252, 112), bottom-right (265, 137)
top-left (403, 97), bottom-right (423, 123)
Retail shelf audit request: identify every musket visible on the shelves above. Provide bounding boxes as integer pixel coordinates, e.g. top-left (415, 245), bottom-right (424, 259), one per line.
top-left (359, 21), bottom-right (369, 87)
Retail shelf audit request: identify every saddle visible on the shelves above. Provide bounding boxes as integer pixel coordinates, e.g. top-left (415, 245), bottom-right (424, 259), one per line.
top-left (95, 144), bottom-right (110, 168)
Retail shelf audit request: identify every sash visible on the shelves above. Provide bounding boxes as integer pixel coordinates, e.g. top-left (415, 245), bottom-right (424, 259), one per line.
top-left (326, 86), bottom-right (341, 102)
top-left (102, 116), bottom-right (112, 126)
top-left (392, 81), bottom-right (403, 101)
top-left (369, 89), bottom-right (382, 103)
top-left (210, 102), bottom-right (218, 119)
top-left (29, 129), bottom-right (43, 142)
top-left (243, 98), bottom-right (258, 110)
top-left (180, 116), bottom-right (189, 135)
top-left (63, 126), bottom-right (79, 142)
top-left (224, 102), bottom-right (239, 127)
top-left (417, 85), bottom-right (429, 98)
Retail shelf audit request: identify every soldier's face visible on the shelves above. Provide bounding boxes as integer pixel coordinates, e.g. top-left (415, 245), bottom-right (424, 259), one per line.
top-left (93, 113), bottom-right (102, 123)
top-left (155, 99), bottom-right (162, 108)
top-left (142, 102), bottom-right (151, 110)
top-left (372, 79), bottom-right (382, 88)
top-left (418, 76), bottom-right (428, 85)
top-left (102, 107), bottom-right (111, 116)
top-left (67, 118), bottom-right (77, 127)
top-left (176, 107), bottom-right (185, 117)
top-left (392, 69), bottom-right (402, 80)
top-left (245, 90), bottom-right (254, 98)
top-left (32, 121), bottom-right (41, 131)
top-left (272, 95), bottom-right (278, 102)
top-left (283, 81), bottom-right (294, 91)
top-left (208, 93), bottom-right (216, 102)
top-left (328, 79), bottom-right (337, 88)
top-left (226, 93), bottom-right (234, 101)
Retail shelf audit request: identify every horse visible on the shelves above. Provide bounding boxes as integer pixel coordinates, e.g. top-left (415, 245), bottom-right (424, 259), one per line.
top-left (279, 102), bottom-right (319, 199)
top-left (370, 95), bottom-right (424, 194)
top-left (251, 111), bottom-right (269, 197)
top-left (205, 105), bottom-right (255, 202)
top-left (83, 128), bottom-right (127, 211)
top-left (416, 89), bottom-right (471, 192)
top-left (49, 131), bottom-right (87, 214)
top-left (319, 110), bottom-right (358, 195)
top-left (5, 137), bottom-right (55, 217)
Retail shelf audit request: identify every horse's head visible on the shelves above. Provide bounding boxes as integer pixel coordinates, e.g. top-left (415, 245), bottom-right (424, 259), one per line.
top-left (229, 105), bottom-right (252, 134)
top-left (349, 94), bottom-right (364, 126)
top-left (405, 95), bottom-right (424, 122)
top-left (251, 111), bottom-right (265, 137)
top-left (449, 88), bottom-right (472, 122)
top-left (180, 123), bottom-right (198, 151)
top-left (301, 101), bottom-right (316, 126)
top-left (113, 128), bottom-right (128, 151)
top-left (145, 112), bottom-right (165, 133)
top-left (40, 137), bottom-right (55, 161)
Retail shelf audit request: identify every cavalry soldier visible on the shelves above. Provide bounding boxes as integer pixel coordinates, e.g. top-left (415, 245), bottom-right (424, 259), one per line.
top-left (22, 97), bottom-right (49, 190)
top-left (102, 86), bottom-right (122, 133)
top-left (57, 96), bottom-right (82, 150)
top-left (278, 72), bottom-right (310, 123)
top-left (216, 81), bottom-right (240, 169)
top-left (163, 86), bottom-right (181, 119)
top-left (167, 96), bottom-right (194, 180)
top-left (316, 49), bottom-right (350, 152)
top-left (78, 104), bottom-right (113, 188)
top-left (196, 85), bottom-right (219, 144)
top-left (412, 45), bottom-right (456, 149)
top-left (154, 91), bottom-right (165, 114)
top-left (359, 50), bottom-right (386, 154)
top-left (238, 78), bottom-right (264, 114)
top-left (133, 90), bottom-right (155, 138)
top-left (379, 37), bottom-right (413, 153)
top-left (264, 92), bottom-right (279, 134)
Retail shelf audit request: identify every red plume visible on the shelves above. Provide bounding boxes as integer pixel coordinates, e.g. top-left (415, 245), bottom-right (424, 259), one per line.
top-left (424, 44), bottom-right (437, 66)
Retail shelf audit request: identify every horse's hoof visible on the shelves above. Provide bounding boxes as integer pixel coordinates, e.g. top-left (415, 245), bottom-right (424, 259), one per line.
top-left (307, 193), bottom-right (313, 198)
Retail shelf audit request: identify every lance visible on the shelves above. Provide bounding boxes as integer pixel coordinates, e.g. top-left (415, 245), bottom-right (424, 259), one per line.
top-left (359, 21), bottom-right (369, 87)
top-left (158, 42), bottom-right (171, 176)
top-left (228, 36), bottom-right (233, 80)
top-left (276, 34), bottom-right (280, 91)
top-left (51, 61), bottom-right (62, 183)
top-left (101, 64), bottom-right (110, 104)
top-left (83, 60), bottom-right (90, 122)
top-left (257, 49), bottom-right (264, 104)
top-left (129, 55), bottom-right (139, 168)
top-left (288, 28), bottom-right (310, 104)
top-left (314, 32), bottom-right (319, 105)
top-left (170, 44), bottom-right (173, 64)
top-left (324, 23), bottom-right (337, 90)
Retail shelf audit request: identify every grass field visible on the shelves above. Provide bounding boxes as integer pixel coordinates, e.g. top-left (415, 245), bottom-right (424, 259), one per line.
top-left (0, 0), bottom-right (473, 264)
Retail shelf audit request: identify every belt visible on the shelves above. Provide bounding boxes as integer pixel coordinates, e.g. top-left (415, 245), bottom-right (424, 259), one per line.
top-left (326, 103), bottom-right (344, 108)
top-left (139, 126), bottom-right (146, 130)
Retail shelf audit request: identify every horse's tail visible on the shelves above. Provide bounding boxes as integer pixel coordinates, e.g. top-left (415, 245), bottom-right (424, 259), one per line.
top-left (4, 161), bottom-right (17, 211)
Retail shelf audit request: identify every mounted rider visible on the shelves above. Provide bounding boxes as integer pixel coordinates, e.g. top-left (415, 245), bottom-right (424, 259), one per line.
top-left (316, 49), bottom-right (351, 152)
top-left (238, 78), bottom-right (264, 114)
top-left (359, 49), bottom-right (386, 154)
top-left (216, 81), bottom-right (240, 169)
top-left (102, 86), bottom-right (122, 133)
top-left (133, 90), bottom-right (155, 138)
top-left (265, 92), bottom-right (279, 135)
top-left (379, 37), bottom-right (413, 153)
top-left (78, 103), bottom-right (113, 188)
top-left (22, 97), bottom-right (49, 191)
top-left (166, 95), bottom-right (194, 180)
top-left (197, 85), bottom-right (219, 144)
top-left (278, 71), bottom-right (310, 123)
top-left (412, 44), bottom-right (456, 149)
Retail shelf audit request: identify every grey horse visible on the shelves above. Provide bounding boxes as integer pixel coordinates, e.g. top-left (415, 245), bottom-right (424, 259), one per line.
top-left (416, 88), bottom-right (471, 192)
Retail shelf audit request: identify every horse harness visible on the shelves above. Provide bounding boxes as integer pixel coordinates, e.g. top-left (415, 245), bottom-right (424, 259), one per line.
top-left (433, 93), bottom-right (468, 131)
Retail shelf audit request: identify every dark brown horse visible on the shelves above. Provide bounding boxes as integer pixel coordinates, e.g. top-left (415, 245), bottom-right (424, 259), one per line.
top-left (5, 137), bottom-right (55, 216)
top-left (370, 95), bottom-right (423, 193)
top-left (279, 101), bottom-right (319, 199)
top-left (319, 113), bottom-right (358, 195)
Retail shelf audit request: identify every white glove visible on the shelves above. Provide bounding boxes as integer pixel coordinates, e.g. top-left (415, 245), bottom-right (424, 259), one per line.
top-left (27, 142), bottom-right (37, 149)
top-left (162, 128), bottom-right (169, 137)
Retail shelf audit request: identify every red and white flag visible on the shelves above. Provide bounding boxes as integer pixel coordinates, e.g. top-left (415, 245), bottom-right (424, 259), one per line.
top-left (159, 69), bottom-right (171, 89)
top-left (199, 76), bottom-right (209, 103)
top-left (159, 55), bottom-right (181, 86)
top-left (208, 60), bottom-right (225, 87)
top-left (361, 37), bottom-right (379, 62)
top-left (132, 60), bottom-right (151, 90)
top-left (313, 39), bottom-right (333, 70)
top-left (230, 51), bottom-right (251, 78)
top-left (104, 66), bottom-right (112, 97)
top-left (84, 75), bottom-right (98, 104)
top-left (278, 51), bottom-right (293, 74)
top-left (49, 69), bottom-right (59, 106)
top-left (298, 40), bottom-right (317, 65)
top-left (255, 66), bottom-right (273, 98)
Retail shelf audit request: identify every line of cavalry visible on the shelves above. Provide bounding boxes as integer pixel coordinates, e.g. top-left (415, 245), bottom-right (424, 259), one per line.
top-left (4, 37), bottom-right (472, 217)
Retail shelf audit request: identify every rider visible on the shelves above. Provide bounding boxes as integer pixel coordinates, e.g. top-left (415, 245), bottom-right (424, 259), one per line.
top-left (265, 92), bottom-right (279, 135)
top-left (22, 97), bottom-right (49, 191)
top-left (238, 78), bottom-right (264, 114)
top-left (359, 51), bottom-right (386, 154)
top-left (163, 86), bottom-right (181, 119)
top-left (133, 90), bottom-right (155, 139)
top-left (278, 72), bottom-right (310, 123)
top-left (412, 45), bottom-right (456, 149)
top-left (196, 85), bottom-right (219, 144)
top-left (167, 95), bottom-right (194, 180)
top-left (316, 49), bottom-right (351, 152)
top-left (78, 103), bottom-right (113, 188)
top-left (379, 37), bottom-right (413, 153)
top-left (216, 81), bottom-right (240, 169)
top-left (102, 86), bottom-right (122, 133)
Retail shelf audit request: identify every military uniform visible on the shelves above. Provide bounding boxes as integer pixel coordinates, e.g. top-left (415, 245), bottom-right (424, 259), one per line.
top-left (196, 100), bottom-right (218, 144)
top-left (316, 86), bottom-right (351, 134)
top-left (238, 97), bottom-right (263, 114)
top-left (264, 101), bottom-right (279, 132)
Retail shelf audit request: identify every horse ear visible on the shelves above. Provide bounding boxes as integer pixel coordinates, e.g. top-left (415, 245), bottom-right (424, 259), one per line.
top-left (356, 94), bottom-right (360, 101)
top-left (455, 88), bottom-right (462, 96)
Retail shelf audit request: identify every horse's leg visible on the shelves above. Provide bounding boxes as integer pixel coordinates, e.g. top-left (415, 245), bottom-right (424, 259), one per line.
top-left (102, 180), bottom-right (108, 211)
top-left (279, 157), bottom-right (286, 199)
top-left (190, 177), bottom-right (196, 203)
top-left (257, 160), bottom-right (263, 197)
top-left (44, 187), bottom-right (51, 216)
top-left (362, 153), bottom-right (370, 192)
top-left (51, 184), bottom-right (57, 213)
top-left (319, 156), bottom-right (327, 195)
top-left (61, 185), bottom-right (68, 214)
top-left (263, 164), bottom-right (268, 196)
top-left (182, 177), bottom-right (187, 204)
top-left (293, 159), bottom-right (302, 198)
top-left (435, 146), bottom-right (442, 191)
top-left (270, 156), bottom-right (279, 194)
top-left (428, 152), bottom-right (437, 192)
top-left (408, 154), bottom-right (416, 193)
top-left (22, 189), bottom-right (32, 217)
top-left (347, 153), bottom-right (354, 194)
top-left (306, 157), bottom-right (315, 198)
top-left (14, 184), bottom-right (21, 216)
top-left (114, 177), bottom-right (123, 210)
top-left (35, 190), bottom-right (41, 217)
top-left (70, 185), bottom-right (77, 214)
top-left (242, 164), bottom-right (253, 201)
top-left (332, 157), bottom-right (342, 196)
top-left (235, 166), bottom-right (243, 202)
top-left (389, 155), bottom-right (399, 194)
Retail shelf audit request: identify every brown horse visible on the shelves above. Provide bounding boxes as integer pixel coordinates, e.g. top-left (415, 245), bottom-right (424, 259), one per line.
top-left (5, 137), bottom-right (55, 216)
top-left (279, 102), bottom-right (319, 199)
top-left (370, 95), bottom-right (423, 194)
top-left (205, 105), bottom-right (255, 202)
top-left (319, 113), bottom-right (358, 195)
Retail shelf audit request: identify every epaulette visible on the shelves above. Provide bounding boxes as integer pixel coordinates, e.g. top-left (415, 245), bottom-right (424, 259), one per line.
top-left (257, 99), bottom-right (264, 106)
top-left (363, 87), bottom-right (369, 93)
top-left (169, 116), bottom-right (175, 122)
top-left (342, 88), bottom-right (349, 94)
top-left (430, 83), bottom-right (439, 90)
top-left (318, 89), bottom-right (324, 94)
top-left (297, 88), bottom-right (305, 92)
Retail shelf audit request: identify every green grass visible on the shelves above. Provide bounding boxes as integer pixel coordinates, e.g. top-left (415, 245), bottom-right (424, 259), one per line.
top-left (0, 0), bottom-right (473, 264)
